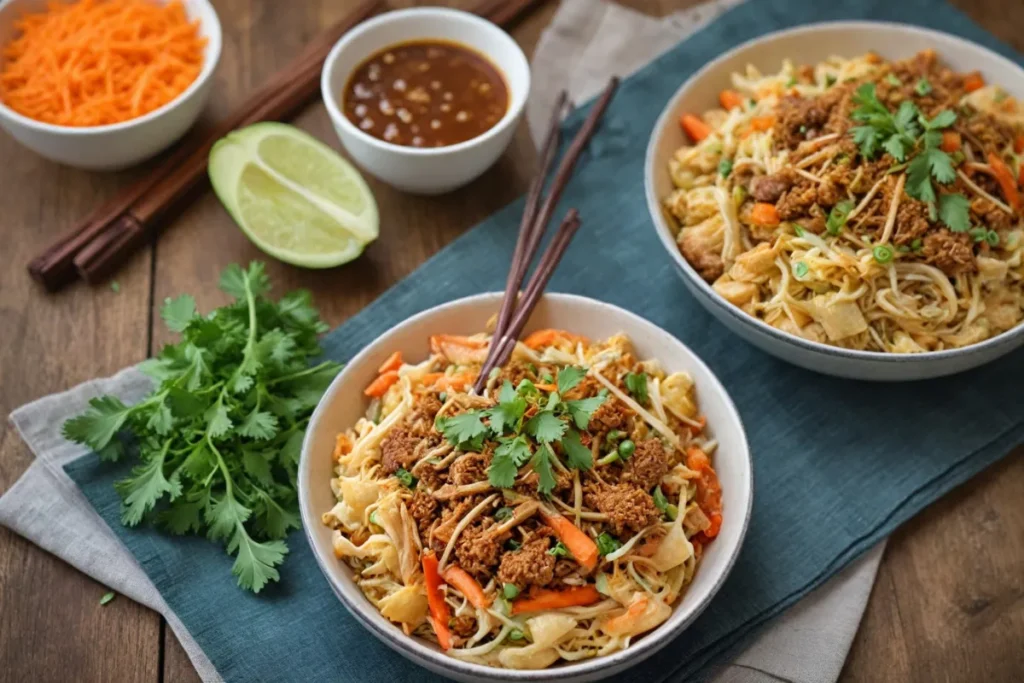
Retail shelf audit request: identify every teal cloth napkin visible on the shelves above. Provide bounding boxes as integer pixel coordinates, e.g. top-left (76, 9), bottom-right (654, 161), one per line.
top-left (65, 0), bottom-right (1024, 680)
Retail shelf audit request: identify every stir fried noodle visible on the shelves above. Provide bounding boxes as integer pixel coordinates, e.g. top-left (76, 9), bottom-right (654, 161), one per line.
top-left (323, 330), bottom-right (723, 668)
top-left (664, 50), bottom-right (1024, 352)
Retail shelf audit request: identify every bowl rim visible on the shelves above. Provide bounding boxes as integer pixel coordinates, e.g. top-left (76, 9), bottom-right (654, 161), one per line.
top-left (320, 6), bottom-right (531, 158)
top-left (0, 0), bottom-right (222, 135)
top-left (645, 19), bottom-right (1024, 364)
top-left (298, 291), bottom-right (754, 681)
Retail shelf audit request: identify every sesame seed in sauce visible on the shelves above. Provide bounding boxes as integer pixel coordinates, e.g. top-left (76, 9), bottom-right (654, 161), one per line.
top-left (343, 40), bottom-right (508, 148)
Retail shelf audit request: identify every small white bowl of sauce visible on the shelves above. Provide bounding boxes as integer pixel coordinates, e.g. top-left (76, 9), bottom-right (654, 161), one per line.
top-left (321, 7), bottom-right (530, 194)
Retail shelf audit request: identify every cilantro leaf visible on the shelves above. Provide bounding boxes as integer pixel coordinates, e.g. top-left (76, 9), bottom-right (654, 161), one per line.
top-left (561, 428), bottom-right (593, 471)
top-left (906, 154), bottom-right (937, 203)
top-left (487, 381), bottom-right (526, 435)
top-left (624, 373), bottom-right (649, 406)
top-left (923, 147), bottom-right (956, 184)
top-left (923, 109), bottom-right (956, 130)
top-left (62, 395), bottom-right (132, 453)
top-left (883, 134), bottom-right (910, 162)
top-left (530, 444), bottom-right (557, 496)
top-left (61, 262), bottom-right (342, 593)
top-left (161, 295), bottom-right (196, 332)
top-left (851, 125), bottom-right (881, 159)
top-left (938, 193), bottom-right (972, 233)
top-left (437, 412), bottom-right (488, 450)
top-left (565, 391), bottom-right (608, 430)
top-left (525, 410), bottom-right (567, 444)
top-left (489, 435), bottom-right (532, 488)
top-left (596, 532), bottom-right (621, 555)
top-left (915, 78), bottom-right (932, 96)
top-left (556, 366), bottom-right (587, 395)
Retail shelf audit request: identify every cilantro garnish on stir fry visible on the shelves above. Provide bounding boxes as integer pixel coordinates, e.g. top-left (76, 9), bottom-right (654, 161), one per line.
top-left (63, 262), bottom-right (341, 593)
top-left (435, 366), bottom-right (607, 495)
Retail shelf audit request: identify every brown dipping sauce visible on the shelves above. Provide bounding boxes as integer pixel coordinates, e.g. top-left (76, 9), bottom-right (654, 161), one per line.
top-left (342, 40), bottom-right (509, 148)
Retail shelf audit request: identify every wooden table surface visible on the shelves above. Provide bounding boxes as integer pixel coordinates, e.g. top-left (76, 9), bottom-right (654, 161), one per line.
top-left (1, 1), bottom-right (1022, 681)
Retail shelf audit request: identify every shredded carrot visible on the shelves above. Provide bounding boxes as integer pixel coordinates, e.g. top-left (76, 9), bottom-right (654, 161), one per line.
top-left (0, 0), bottom-right (206, 127)
top-left (539, 508), bottom-right (599, 571)
top-left (750, 115), bottom-right (775, 132)
top-left (988, 152), bottom-right (1021, 211)
top-left (750, 202), bottom-right (781, 226)
top-left (687, 415), bottom-right (707, 437)
top-left (679, 114), bottom-right (712, 142)
top-left (522, 329), bottom-right (587, 351)
top-left (442, 565), bottom-right (491, 609)
top-left (377, 351), bottom-right (403, 374)
top-left (510, 585), bottom-right (602, 615)
top-left (686, 446), bottom-right (723, 539)
top-left (1014, 134), bottom-right (1024, 155)
top-left (422, 372), bottom-right (475, 392)
top-left (940, 130), bottom-right (961, 153)
top-left (963, 71), bottom-right (985, 93)
top-left (422, 553), bottom-right (452, 650)
top-left (332, 434), bottom-right (353, 462)
top-left (364, 370), bottom-right (400, 398)
top-left (718, 90), bottom-right (744, 110)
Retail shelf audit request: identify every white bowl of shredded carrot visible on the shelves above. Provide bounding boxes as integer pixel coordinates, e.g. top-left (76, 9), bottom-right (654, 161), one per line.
top-left (298, 292), bottom-right (753, 682)
top-left (0, 0), bottom-right (221, 170)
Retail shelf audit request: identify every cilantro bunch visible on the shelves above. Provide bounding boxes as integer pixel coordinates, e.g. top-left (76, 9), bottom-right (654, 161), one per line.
top-left (63, 262), bottom-right (341, 593)
top-left (435, 366), bottom-right (607, 495)
top-left (849, 83), bottom-right (971, 234)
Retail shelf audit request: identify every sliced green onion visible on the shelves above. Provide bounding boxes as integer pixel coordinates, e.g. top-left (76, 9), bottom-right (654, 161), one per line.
top-left (718, 158), bottom-right (733, 178)
top-left (597, 453), bottom-right (620, 466)
top-left (911, 238), bottom-right (923, 251)
top-left (825, 74), bottom-right (837, 87)
top-left (872, 244), bottom-right (895, 264)
top-left (503, 583), bottom-right (519, 599)
top-left (785, 76), bottom-right (797, 87)
top-left (732, 185), bottom-right (748, 206)
top-left (505, 539), bottom-right (521, 551)
top-left (915, 78), bottom-right (932, 96)
top-left (606, 429), bottom-right (624, 443)
top-left (547, 541), bottom-right (569, 558)
top-left (509, 629), bottom-right (526, 641)
top-left (596, 532), bottom-right (621, 556)
top-left (618, 439), bottom-right (635, 459)
top-left (986, 230), bottom-right (1000, 247)
top-left (652, 486), bottom-right (669, 513)
top-left (438, 391), bottom-right (447, 403)
top-left (793, 224), bottom-right (807, 238)
top-left (886, 73), bottom-right (902, 87)
top-left (665, 504), bottom-right (679, 521)
top-left (495, 506), bottom-right (514, 521)
top-left (793, 261), bottom-right (809, 279)
top-left (369, 511), bottom-right (379, 526)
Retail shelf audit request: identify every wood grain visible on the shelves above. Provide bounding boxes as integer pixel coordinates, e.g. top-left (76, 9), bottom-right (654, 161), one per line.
top-left (0, 1), bottom-right (1021, 682)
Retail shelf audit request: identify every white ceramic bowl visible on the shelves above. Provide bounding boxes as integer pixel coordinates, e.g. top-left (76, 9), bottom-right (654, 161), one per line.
top-left (321, 8), bottom-right (530, 195)
top-left (299, 293), bottom-right (753, 682)
top-left (0, 0), bottom-right (221, 170)
top-left (645, 21), bottom-right (1024, 381)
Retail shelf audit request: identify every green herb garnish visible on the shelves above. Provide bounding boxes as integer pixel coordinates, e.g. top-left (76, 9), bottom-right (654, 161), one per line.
top-left (503, 583), bottom-right (519, 599)
top-left (793, 261), bottom-right (810, 279)
top-left (509, 629), bottom-right (526, 641)
top-left (596, 532), bottom-right (621, 556)
top-left (872, 244), bottom-right (895, 264)
top-left (110, 280), bottom-right (120, 293)
top-left (495, 506), bottom-right (514, 521)
top-left (718, 158), bottom-right (733, 177)
top-left (548, 541), bottom-right (570, 558)
top-left (653, 486), bottom-right (669, 513)
top-left (826, 200), bottom-right (855, 235)
top-left (915, 78), bottom-right (932, 96)
top-left (624, 372), bottom-right (648, 406)
top-left (886, 73), bottom-right (902, 87)
top-left (394, 468), bottom-right (417, 489)
top-left (100, 591), bottom-right (116, 605)
top-left (62, 262), bottom-right (342, 593)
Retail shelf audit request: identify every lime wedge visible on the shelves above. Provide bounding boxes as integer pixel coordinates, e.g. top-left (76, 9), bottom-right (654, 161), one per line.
top-left (209, 122), bottom-right (379, 268)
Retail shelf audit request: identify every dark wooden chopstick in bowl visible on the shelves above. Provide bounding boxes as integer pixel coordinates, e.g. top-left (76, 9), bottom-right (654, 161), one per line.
top-left (472, 77), bottom-right (620, 393)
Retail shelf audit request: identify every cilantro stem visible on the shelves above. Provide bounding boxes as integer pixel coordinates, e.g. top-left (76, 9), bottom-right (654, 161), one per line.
top-left (265, 361), bottom-right (336, 387)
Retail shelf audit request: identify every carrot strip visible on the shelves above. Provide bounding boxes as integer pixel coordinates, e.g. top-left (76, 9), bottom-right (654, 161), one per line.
top-left (539, 508), bottom-right (599, 571)
top-left (963, 72), bottom-right (985, 92)
top-left (1013, 134), bottom-right (1024, 155)
top-left (442, 565), bottom-right (491, 609)
top-left (679, 114), bottom-right (712, 142)
top-left (686, 447), bottom-right (723, 539)
top-left (718, 89), bottom-right (744, 110)
top-left (601, 595), bottom-right (649, 633)
top-left (364, 370), bottom-right (400, 398)
top-left (988, 152), bottom-right (1021, 211)
top-left (940, 131), bottom-right (961, 153)
top-left (750, 115), bottom-right (775, 132)
top-left (522, 329), bottom-right (587, 350)
top-left (422, 553), bottom-right (452, 650)
top-left (377, 351), bottom-right (403, 374)
top-left (750, 202), bottom-right (781, 226)
top-left (510, 585), bottom-right (602, 615)
top-left (533, 383), bottom-right (557, 392)
top-left (0, 0), bottom-right (206, 127)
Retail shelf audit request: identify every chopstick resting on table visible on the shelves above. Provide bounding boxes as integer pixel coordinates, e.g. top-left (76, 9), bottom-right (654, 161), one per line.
top-left (27, 0), bottom-right (550, 291)
top-left (472, 77), bottom-right (620, 394)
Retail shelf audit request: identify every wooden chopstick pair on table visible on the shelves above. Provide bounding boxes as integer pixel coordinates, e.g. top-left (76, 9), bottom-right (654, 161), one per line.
top-left (471, 77), bottom-right (620, 395)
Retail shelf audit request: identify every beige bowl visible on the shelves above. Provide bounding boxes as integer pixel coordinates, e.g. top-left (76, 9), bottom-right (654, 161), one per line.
top-left (298, 293), bottom-right (753, 682)
top-left (645, 22), bottom-right (1024, 381)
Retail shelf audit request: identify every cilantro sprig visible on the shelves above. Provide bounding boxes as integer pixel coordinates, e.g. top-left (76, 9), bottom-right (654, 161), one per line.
top-left (437, 366), bottom-right (607, 496)
top-left (62, 263), bottom-right (342, 593)
top-left (849, 83), bottom-right (971, 234)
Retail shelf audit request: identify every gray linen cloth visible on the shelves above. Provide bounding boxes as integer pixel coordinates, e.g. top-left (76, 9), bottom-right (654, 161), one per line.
top-left (0, 2), bottom-right (884, 681)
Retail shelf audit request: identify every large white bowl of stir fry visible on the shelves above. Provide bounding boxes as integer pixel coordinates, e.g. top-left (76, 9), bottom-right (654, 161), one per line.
top-left (299, 293), bottom-right (752, 681)
top-left (646, 22), bottom-right (1024, 380)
